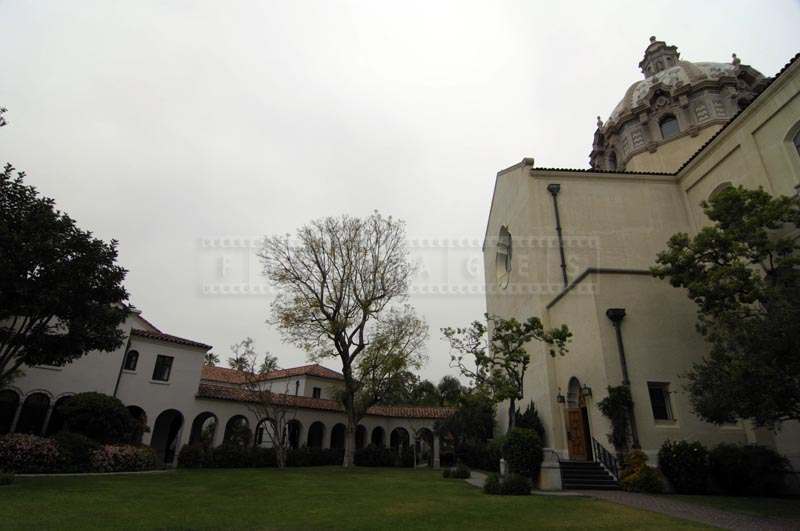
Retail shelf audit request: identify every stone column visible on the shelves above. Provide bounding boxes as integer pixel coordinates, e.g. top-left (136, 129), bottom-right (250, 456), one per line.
top-left (432, 433), bottom-right (441, 469)
top-left (212, 417), bottom-right (227, 447)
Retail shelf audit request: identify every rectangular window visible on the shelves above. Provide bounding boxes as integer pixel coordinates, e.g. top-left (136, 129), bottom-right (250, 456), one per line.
top-left (648, 382), bottom-right (674, 421)
top-left (123, 350), bottom-right (139, 371)
top-left (312, 387), bottom-right (321, 399)
top-left (152, 355), bottom-right (174, 382)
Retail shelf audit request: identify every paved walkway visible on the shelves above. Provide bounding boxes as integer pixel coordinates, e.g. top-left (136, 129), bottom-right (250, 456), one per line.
top-left (463, 472), bottom-right (798, 530)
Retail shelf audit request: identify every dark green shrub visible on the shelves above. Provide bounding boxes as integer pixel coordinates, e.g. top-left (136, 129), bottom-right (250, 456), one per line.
top-left (597, 386), bottom-right (633, 452)
top-left (515, 402), bottom-right (546, 445)
top-left (502, 428), bottom-right (543, 478)
top-left (658, 440), bottom-right (709, 494)
top-left (483, 472), bottom-right (502, 494)
top-left (439, 451), bottom-right (455, 468)
top-left (211, 444), bottom-right (252, 468)
top-left (177, 443), bottom-right (213, 469)
top-left (398, 446), bottom-right (414, 468)
top-left (90, 445), bottom-right (158, 472)
top-left (451, 463), bottom-right (471, 479)
top-left (251, 447), bottom-right (278, 468)
top-left (620, 466), bottom-right (664, 493)
top-left (455, 440), bottom-right (501, 472)
top-left (54, 432), bottom-right (101, 472)
top-left (709, 444), bottom-right (789, 496)
top-left (501, 473), bottom-right (532, 495)
top-left (0, 472), bottom-right (13, 485)
top-left (442, 468), bottom-right (451, 478)
top-left (354, 445), bottom-right (396, 467)
top-left (287, 447), bottom-right (343, 467)
top-left (60, 392), bottom-right (143, 444)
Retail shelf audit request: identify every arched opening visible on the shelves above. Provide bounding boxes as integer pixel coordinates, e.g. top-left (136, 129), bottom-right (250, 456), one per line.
top-left (223, 415), bottom-right (251, 447)
top-left (16, 392), bottom-right (50, 435)
top-left (659, 114), bottom-right (680, 140)
top-left (708, 182), bottom-right (734, 203)
top-left (126, 405), bottom-right (148, 444)
top-left (355, 425), bottom-right (367, 449)
top-left (123, 349), bottom-right (139, 371)
top-left (390, 427), bottom-right (410, 450)
top-left (608, 151), bottom-right (618, 171)
top-left (44, 395), bottom-right (73, 436)
top-left (495, 226), bottom-right (512, 288)
top-left (330, 423), bottom-right (346, 450)
top-left (371, 426), bottom-right (385, 447)
top-left (189, 412), bottom-right (218, 447)
top-left (307, 421), bottom-right (325, 448)
top-left (565, 377), bottom-right (592, 461)
top-left (0, 389), bottom-right (21, 434)
top-left (287, 419), bottom-right (302, 449)
top-left (150, 409), bottom-right (184, 465)
top-left (255, 418), bottom-right (275, 447)
top-left (416, 428), bottom-right (434, 467)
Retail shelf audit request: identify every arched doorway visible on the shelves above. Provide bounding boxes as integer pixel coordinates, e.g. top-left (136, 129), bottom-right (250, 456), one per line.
top-left (255, 418), bottom-right (275, 447)
top-left (416, 428), bottom-right (434, 467)
top-left (371, 426), bottom-right (385, 447)
top-left (390, 427), bottom-right (410, 450)
top-left (44, 395), bottom-right (73, 436)
top-left (16, 392), bottom-right (50, 435)
top-left (189, 412), bottom-right (217, 446)
top-left (151, 409), bottom-right (184, 465)
top-left (0, 389), bottom-right (20, 434)
top-left (126, 406), bottom-right (148, 444)
top-left (287, 419), bottom-right (302, 449)
top-left (355, 425), bottom-right (366, 449)
top-left (565, 377), bottom-right (592, 461)
top-left (223, 415), bottom-right (251, 447)
top-left (307, 421), bottom-right (325, 448)
top-left (330, 423), bottom-right (345, 449)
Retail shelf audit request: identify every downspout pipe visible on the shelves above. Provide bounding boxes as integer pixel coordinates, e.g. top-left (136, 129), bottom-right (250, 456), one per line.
top-left (113, 333), bottom-right (133, 398)
top-left (547, 183), bottom-right (569, 288)
top-left (605, 308), bottom-right (640, 449)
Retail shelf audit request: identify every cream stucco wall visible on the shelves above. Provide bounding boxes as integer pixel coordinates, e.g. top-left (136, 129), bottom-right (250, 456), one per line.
top-left (625, 125), bottom-right (721, 173)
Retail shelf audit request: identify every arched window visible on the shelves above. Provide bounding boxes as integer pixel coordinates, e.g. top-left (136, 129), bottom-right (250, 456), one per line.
top-left (659, 115), bottom-right (680, 140)
top-left (495, 226), bottom-right (512, 288)
top-left (16, 392), bottom-right (50, 434)
top-left (44, 395), bottom-right (72, 436)
top-left (123, 350), bottom-right (139, 371)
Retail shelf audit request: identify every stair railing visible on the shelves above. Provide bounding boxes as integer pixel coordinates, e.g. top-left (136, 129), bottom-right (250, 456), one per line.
top-left (590, 437), bottom-right (619, 480)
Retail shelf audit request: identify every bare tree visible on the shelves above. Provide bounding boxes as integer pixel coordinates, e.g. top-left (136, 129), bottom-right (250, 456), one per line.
top-left (260, 212), bottom-right (417, 467)
top-left (236, 337), bottom-right (296, 468)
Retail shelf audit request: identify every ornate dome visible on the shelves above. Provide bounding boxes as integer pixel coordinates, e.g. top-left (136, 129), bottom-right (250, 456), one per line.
top-left (590, 37), bottom-right (768, 172)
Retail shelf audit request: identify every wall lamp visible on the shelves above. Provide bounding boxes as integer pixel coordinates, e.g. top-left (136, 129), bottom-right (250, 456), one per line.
top-left (581, 384), bottom-right (593, 398)
top-left (556, 388), bottom-right (565, 404)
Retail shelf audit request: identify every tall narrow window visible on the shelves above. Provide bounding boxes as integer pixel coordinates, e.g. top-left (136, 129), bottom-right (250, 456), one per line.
top-left (152, 355), bottom-right (173, 382)
top-left (647, 382), bottom-right (674, 421)
top-left (123, 350), bottom-right (139, 371)
top-left (312, 387), bottom-right (321, 399)
top-left (294, 380), bottom-right (300, 396)
top-left (608, 151), bottom-right (618, 171)
top-left (659, 115), bottom-right (680, 140)
top-left (495, 226), bottom-right (512, 288)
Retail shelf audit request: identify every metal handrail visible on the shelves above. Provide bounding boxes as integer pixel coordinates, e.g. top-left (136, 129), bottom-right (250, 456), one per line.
top-left (591, 437), bottom-right (619, 480)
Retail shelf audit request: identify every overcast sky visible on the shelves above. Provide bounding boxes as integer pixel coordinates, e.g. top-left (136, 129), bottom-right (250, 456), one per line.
top-left (1, 1), bottom-right (798, 382)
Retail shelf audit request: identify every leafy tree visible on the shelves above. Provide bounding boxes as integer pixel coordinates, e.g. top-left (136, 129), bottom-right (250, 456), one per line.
top-left (379, 369), bottom-right (419, 405)
top-left (437, 375), bottom-right (464, 406)
top-left (597, 385), bottom-right (634, 453)
top-left (260, 212), bottom-right (420, 467)
top-left (0, 163), bottom-right (129, 384)
top-left (443, 314), bottom-right (571, 433)
top-left (435, 391), bottom-right (495, 445)
top-left (652, 186), bottom-right (800, 427)
top-left (411, 379), bottom-right (440, 406)
top-left (203, 352), bottom-right (220, 366)
top-left (227, 339), bottom-right (252, 372)
top-left (60, 392), bottom-right (143, 444)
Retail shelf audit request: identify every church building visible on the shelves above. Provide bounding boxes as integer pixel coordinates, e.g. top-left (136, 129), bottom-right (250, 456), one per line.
top-left (483, 38), bottom-right (800, 485)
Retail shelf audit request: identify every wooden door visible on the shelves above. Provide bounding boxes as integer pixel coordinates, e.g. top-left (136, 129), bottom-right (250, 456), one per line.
top-left (566, 408), bottom-right (587, 460)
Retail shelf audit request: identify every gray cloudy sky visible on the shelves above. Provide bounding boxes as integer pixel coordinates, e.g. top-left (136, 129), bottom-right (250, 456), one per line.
top-left (1, 1), bottom-right (798, 381)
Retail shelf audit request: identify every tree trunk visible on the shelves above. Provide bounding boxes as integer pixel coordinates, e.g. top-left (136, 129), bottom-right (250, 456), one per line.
top-left (276, 446), bottom-right (286, 468)
top-left (508, 396), bottom-right (516, 433)
top-left (343, 415), bottom-right (355, 467)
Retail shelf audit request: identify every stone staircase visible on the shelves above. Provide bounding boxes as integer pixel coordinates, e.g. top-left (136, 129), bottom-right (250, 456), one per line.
top-left (560, 460), bottom-right (619, 490)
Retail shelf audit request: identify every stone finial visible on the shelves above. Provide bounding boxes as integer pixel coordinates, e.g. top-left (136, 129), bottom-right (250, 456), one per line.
top-left (649, 35), bottom-right (656, 43)
top-left (596, 116), bottom-right (603, 128)
top-left (732, 53), bottom-right (741, 66)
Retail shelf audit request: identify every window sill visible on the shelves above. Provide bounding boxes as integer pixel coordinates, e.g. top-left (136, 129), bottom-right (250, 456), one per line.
top-left (34, 365), bottom-right (63, 371)
top-left (653, 420), bottom-right (679, 428)
top-left (149, 380), bottom-right (170, 386)
top-left (122, 370), bottom-right (137, 375)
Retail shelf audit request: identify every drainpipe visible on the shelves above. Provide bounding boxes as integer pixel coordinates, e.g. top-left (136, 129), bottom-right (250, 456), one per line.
top-left (605, 308), bottom-right (640, 449)
top-left (113, 334), bottom-right (133, 398)
top-left (547, 183), bottom-right (568, 288)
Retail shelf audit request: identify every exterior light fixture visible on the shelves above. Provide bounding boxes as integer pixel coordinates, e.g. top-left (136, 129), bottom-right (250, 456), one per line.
top-left (556, 388), bottom-right (565, 404)
top-left (581, 384), bottom-right (592, 398)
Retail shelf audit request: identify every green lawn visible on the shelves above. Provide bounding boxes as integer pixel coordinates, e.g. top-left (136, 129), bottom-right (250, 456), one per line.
top-left (3, 468), bottom-right (709, 530)
top-left (671, 494), bottom-right (800, 521)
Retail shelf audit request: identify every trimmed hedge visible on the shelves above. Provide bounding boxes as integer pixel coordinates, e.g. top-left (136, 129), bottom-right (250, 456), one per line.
top-left (90, 445), bottom-right (158, 473)
top-left (502, 428), bottom-right (543, 479)
top-left (483, 472), bottom-right (531, 495)
top-left (658, 440), bottom-right (709, 494)
top-left (0, 434), bottom-right (59, 474)
top-left (455, 438), bottom-right (503, 472)
top-left (709, 443), bottom-right (789, 497)
top-left (54, 432), bottom-right (101, 473)
top-left (60, 392), bottom-right (144, 445)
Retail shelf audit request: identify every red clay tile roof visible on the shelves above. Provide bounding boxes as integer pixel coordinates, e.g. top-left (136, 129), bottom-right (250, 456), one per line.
top-left (257, 364), bottom-right (344, 382)
top-left (195, 383), bottom-right (455, 419)
top-left (200, 365), bottom-right (250, 384)
top-left (130, 328), bottom-right (212, 350)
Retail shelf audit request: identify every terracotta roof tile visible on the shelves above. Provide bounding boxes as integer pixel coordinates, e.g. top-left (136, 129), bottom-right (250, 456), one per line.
top-left (200, 365), bottom-right (250, 384)
top-left (130, 328), bottom-right (211, 350)
top-left (196, 383), bottom-right (455, 419)
top-left (257, 364), bottom-right (344, 382)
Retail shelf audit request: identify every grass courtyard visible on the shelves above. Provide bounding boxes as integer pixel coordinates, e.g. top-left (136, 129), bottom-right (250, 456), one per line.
top-left (2, 467), bottom-right (710, 530)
